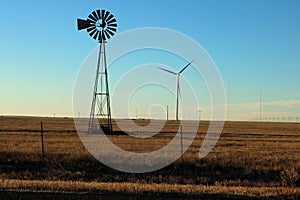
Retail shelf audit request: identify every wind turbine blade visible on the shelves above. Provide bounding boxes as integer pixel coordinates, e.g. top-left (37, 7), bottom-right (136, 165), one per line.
top-left (179, 60), bottom-right (194, 74)
top-left (156, 67), bottom-right (177, 75)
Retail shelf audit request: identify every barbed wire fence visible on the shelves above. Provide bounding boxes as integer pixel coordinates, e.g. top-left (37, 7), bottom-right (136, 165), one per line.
top-left (0, 118), bottom-right (84, 161)
top-left (0, 118), bottom-right (186, 161)
top-left (0, 116), bottom-right (299, 163)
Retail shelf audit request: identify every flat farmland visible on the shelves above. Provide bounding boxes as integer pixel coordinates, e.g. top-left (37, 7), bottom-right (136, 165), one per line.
top-left (0, 116), bottom-right (299, 199)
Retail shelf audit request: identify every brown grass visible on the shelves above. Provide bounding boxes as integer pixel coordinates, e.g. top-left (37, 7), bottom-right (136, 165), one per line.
top-left (0, 116), bottom-right (299, 197)
top-left (1, 179), bottom-right (300, 198)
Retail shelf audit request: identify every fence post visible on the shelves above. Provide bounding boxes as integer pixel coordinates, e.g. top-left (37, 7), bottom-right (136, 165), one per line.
top-left (40, 121), bottom-right (45, 160)
top-left (180, 125), bottom-right (183, 162)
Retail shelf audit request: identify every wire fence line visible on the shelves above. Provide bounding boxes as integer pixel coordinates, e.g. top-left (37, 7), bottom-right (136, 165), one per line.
top-left (0, 120), bottom-right (86, 158)
top-left (1, 117), bottom-right (299, 163)
top-left (0, 133), bottom-right (85, 157)
top-left (0, 119), bottom-right (191, 160)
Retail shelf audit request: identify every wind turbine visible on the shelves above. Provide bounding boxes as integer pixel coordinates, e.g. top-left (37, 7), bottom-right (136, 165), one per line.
top-left (157, 60), bottom-right (194, 121)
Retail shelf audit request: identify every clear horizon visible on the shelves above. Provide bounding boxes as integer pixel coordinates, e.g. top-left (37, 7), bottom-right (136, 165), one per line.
top-left (1, 0), bottom-right (299, 121)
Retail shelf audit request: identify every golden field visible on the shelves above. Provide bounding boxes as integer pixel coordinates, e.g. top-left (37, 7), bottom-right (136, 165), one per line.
top-left (0, 116), bottom-right (299, 199)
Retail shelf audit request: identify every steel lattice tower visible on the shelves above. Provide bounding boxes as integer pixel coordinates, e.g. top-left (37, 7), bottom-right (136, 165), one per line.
top-left (89, 41), bottom-right (112, 133)
top-left (77, 9), bottom-right (117, 133)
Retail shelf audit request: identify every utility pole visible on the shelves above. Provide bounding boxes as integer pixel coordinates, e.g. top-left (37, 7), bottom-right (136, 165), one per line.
top-left (167, 105), bottom-right (169, 121)
top-left (260, 90), bottom-right (262, 123)
top-left (228, 81), bottom-right (230, 121)
top-left (199, 110), bottom-right (202, 121)
top-left (136, 109), bottom-right (138, 119)
top-left (180, 125), bottom-right (183, 162)
top-left (40, 121), bottom-right (45, 160)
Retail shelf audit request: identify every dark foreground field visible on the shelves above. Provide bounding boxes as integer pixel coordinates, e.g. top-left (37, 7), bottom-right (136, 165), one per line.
top-left (1, 189), bottom-right (295, 200)
top-left (0, 116), bottom-right (299, 199)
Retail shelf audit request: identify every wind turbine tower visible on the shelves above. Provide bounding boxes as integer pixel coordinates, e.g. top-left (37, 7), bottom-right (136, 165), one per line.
top-left (157, 60), bottom-right (194, 121)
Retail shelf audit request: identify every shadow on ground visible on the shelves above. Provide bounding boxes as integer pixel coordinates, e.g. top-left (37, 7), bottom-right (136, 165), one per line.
top-left (0, 190), bottom-right (294, 200)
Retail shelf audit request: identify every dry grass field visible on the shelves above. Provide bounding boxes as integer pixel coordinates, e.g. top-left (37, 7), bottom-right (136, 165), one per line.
top-left (0, 116), bottom-right (299, 199)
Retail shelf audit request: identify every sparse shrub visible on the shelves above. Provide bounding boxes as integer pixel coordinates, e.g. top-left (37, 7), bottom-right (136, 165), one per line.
top-left (280, 166), bottom-right (299, 187)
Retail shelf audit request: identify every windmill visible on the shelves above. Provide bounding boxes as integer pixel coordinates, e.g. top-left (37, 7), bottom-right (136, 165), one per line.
top-left (157, 60), bottom-right (194, 121)
top-left (77, 9), bottom-right (117, 133)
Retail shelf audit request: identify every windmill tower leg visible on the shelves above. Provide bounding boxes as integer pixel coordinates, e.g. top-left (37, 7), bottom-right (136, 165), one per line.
top-left (89, 42), bottom-right (113, 133)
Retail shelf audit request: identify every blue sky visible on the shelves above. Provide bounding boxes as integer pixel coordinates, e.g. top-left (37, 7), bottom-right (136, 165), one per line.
top-left (0, 0), bottom-right (300, 121)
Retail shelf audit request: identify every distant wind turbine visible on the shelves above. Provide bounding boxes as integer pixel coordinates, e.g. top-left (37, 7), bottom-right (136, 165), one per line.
top-left (157, 60), bottom-right (194, 121)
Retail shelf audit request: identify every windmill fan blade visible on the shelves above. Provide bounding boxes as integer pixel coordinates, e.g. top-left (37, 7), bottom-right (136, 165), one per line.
top-left (88, 13), bottom-right (97, 22)
top-left (88, 28), bottom-right (97, 38)
top-left (106, 13), bottom-right (114, 22)
top-left (77, 19), bottom-right (92, 30)
top-left (104, 30), bottom-right (110, 40)
top-left (157, 67), bottom-right (177, 75)
top-left (108, 23), bottom-right (117, 27)
top-left (103, 11), bottom-right (110, 20)
top-left (107, 27), bottom-right (117, 32)
top-left (93, 30), bottom-right (100, 40)
top-left (87, 27), bottom-right (95, 33)
top-left (87, 26), bottom-right (97, 35)
top-left (107, 18), bottom-right (117, 24)
top-left (179, 60), bottom-right (194, 74)
top-left (94, 31), bottom-right (100, 41)
top-left (101, 10), bottom-right (106, 19)
top-left (91, 11), bottom-right (100, 21)
top-left (96, 10), bottom-right (101, 19)
top-left (106, 29), bottom-right (115, 37)
top-left (89, 30), bottom-right (97, 39)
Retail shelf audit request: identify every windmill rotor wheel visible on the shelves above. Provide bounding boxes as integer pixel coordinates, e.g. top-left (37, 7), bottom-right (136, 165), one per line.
top-left (77, 9), bottom-right (117, 42)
